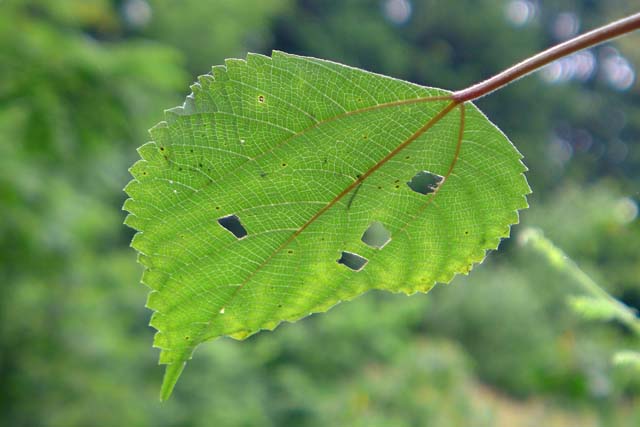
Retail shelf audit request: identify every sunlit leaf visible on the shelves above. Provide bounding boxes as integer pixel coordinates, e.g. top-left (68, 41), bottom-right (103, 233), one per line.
top-left (124, 51), bottom-right (529, 399)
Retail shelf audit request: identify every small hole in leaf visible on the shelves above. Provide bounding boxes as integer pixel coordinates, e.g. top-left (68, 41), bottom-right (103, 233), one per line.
top-left (361, 221), bottom-right (391, 249)
top-left (258, 95), bottom-right (265, 103)
top-left (337, 251), bottom-right (368, 271)
top-left (217, 214), bottom-right (247, 239)
top-left (407, 170), bottom-right (445, 195)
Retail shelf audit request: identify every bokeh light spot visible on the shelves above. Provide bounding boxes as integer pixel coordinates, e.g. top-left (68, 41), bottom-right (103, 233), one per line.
top-left (614, 197), bottom-right (638, 224)
top-left (505, 0), bottom-right (537, 27)
top-left (383, 0), bottom-right (412, 25)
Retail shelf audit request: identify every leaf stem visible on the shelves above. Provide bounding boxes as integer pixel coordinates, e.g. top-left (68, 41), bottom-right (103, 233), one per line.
top-left (453, 12), bottom-right (640, 103)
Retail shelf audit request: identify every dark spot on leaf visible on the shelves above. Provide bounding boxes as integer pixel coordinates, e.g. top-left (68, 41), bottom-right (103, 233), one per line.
top-left (337, 251), bottom-right (368, 271)
top-left (217, 214), bottom-right (247, 239)
top-left (184, 336), bottom-right (190, 340)
top-left (464, 231), bottom-right (469, 235)
top-left (407, 170), bottom-right (445, 195)
top-left (198, 163), bottom-right (203, 168)
top-left (281, 163), bottom-right (287, 167)
top-left (258, 95), bottom-right (265, 103)
top-left (362, 134), bottom-right (368, 140)
top-left (287, 250), bottom-right (294, 254)
top-left (361, 221), bottom-right (391, 249)
top-left (260, 172), bottom-right (268, 178)
top-left (159, 146), bottom-right (165, 151)
top-left (190, 149), bottom-right (194, 153)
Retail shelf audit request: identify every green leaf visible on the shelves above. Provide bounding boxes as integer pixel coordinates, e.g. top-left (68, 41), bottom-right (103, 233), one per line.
top-left (123, 51), bottom-right (530, 399)
top-left (568, 295), bottom-right (619, 321)
top-left (613, 350), bottom-right (640, 369)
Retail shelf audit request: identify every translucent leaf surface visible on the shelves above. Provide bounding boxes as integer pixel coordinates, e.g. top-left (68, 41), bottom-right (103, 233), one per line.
top-left (123, 51), bottom-right (530, 399)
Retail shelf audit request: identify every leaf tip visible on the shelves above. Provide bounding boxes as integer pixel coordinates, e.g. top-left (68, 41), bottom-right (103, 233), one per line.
top-left (159, 361), bottom-right (186, 401)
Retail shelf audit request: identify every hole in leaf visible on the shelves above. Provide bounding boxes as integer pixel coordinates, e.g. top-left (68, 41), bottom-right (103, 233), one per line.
top-left (217, 214), bottom-right (247, 239)
top-left (361, 221), bottom-right (391, 249)
top-left (407, 170), bottom-right (445, 195)
top-left (337, 251), bottom-right (368, 271)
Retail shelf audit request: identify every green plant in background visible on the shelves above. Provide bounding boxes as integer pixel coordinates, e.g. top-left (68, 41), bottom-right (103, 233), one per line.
top-left (521, 228), bottom-right (640, 369)
top-left (123, 12), bottom-right (640, 399)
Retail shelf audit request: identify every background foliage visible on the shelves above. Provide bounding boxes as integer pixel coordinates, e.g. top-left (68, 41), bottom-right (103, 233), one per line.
top-left (1, 0), bottom-right (639, 425)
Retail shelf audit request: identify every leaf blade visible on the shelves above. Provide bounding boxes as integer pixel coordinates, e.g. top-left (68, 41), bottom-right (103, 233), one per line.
top-left (124, 51), bottom-right (529, 398)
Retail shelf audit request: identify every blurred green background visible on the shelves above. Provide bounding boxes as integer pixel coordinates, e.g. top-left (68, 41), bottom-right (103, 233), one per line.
top-left (1, 0), bottom-right (639, 425)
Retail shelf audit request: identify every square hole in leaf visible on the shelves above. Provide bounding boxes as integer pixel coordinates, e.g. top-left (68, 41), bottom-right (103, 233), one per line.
top-left (337, 251), bottom-right (368, 271)
top-left (407, 170), bottom-right (444, 195)
top-left (217, 214), bottom-right (247, 239)
top-left (361, 221), bottom-right (391, 249)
